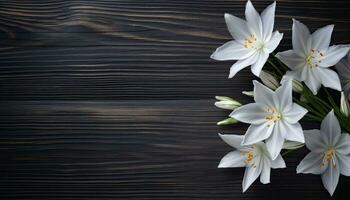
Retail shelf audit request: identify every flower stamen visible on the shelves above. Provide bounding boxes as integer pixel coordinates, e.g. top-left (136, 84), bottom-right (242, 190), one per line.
top-left (306, 49), bottom-right (325, 68)
top-left (265, 107), bottom-right (281, 125)
top-left (322, 147), bottom-right (336, 168)
top-left (241, 145), bottom-right (257, 168)
top-left (243, 33), bottom-right (257, 49)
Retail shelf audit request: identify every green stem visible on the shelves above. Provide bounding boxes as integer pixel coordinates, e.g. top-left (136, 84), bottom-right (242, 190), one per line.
top-left (272, 53), bottom-right (289, 71)
top-left (267, 59), bottom-right (284, 76)
top-left (302, 94), bottom-right (328, 116)
top-left (282, 149), bottom-right (297, 156)
top-left (304, 87), bottom-right (332, 111)
top-left (293, 97), bottom-right (324, 119)
top-left (265, 55), bottom-right (350, 132)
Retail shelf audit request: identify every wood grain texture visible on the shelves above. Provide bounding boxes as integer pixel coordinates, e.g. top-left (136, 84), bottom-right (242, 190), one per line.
top-left (0, 0), bottom-right (350, 199)
top-left (1, 100), bottom-right (349, 199)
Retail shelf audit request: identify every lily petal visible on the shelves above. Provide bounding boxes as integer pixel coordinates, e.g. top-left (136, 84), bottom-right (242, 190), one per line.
top-left (320, 110), bottom-right (341, 145)
top-left (315, 68), bottom-right (341, 91)
top-left (211, 40), bottom-right (254, 61)
top-left (266, 122), bottom-right (285, 160)
top-left (224, 13), bottom-right (249, 41)
top-left (260, 1), bottom-right (276, 41)
top-left (251, 51), bottom-right (269, 76)
top-left (245, 0), bottom-right (263, 39)
top-left (335, 55), bottom-right (350, 87)
top-left (320, 45), bottom-right (350, 67)
top-left (275, 78), bottom-right (293, 110)
top-left (253, 80), bottom-right (276, 107)
top-left (218, 150), bottom-right (246, 168)
top-left (271, 154), bottom-right (286, 169)
top-left (311, 25), bottom-right (334, 51)
top-left (229, 53), bottom-right (259, 78)
top-left (336, 153), bottom-right (350, 176)
top-left (265, 31), bottom-right (283, 53)
top-left (276, 50), bottom-right (305, 70)
top-left (285, 66), bottom-right (310, 84)
top-left (336, 55), bottom-right (350, 76)
top-left (321, 160), bottom-right (340, 196)
top-left (242, 162), bottom-right (262, 192)
top-left (280, 121), bottom-right (305, 143)
top-left (230, 103), bottom-right (268, 124)
top-left (335, 133), bottom-right (350, 155)
top-left (345, 83), bottom-right (350, 99)
top-left (304, 67), bottom-right (321, 95)
top-left (292, 19), bottom-right (311, 56)
top-left (218, 133), bottom-right (244, 149)
top-left (304, 129), bottom-right (326, 153)
top-left (283, 103), bottom-right (308, 124)
top-left (241, 123), bottom-right (274, 145)
top-left (336, 57), bottom-right (350, 98)
top-left (260, 159), bottom-right (271, 184)
top-left (296, 152), bottom-right (325, 174)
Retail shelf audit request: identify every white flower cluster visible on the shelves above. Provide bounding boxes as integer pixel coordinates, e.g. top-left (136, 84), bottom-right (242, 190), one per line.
top-left (212, 1), bottom-right (350, 196)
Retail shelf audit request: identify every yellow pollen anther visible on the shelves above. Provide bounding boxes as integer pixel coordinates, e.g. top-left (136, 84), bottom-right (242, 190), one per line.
top-left (306, 49), bottom-right (324, 68)
top-left (322, 148), bottom-right (336, 168)
top-left (264, 107), bottom-right (281, 124)
top-left (241, 146), bottom-right (257, 167)
top-left (243, 33), bottom-right (257, 49)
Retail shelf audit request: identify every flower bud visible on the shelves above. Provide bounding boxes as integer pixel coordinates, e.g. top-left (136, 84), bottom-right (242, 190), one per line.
top-left (259, 70), bottom-right (279, 90)
top-left (282, 140), bottom-right (304, 150)
top-left (217, 117), bottom-right (238, 125)
top-left (242, 91), bottom-right (254, 97)
top-left (215, 96), bottom-right (241, 110)
top-left (340, 92), bottom-right (350, 117)
top-left (292, 80), bottom-right (303, 93)
top-left (300, 95), bottom-right (307, 103)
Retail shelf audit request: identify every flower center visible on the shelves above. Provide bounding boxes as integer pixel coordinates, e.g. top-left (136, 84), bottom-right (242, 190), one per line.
top-left (241, 145), bottom-right (257, 168)
top-left (306, 49), bottom-right (324, 68)
top-left (265, 107), bottom-right (281, 126)
top-left (322, 147), bottom-right (336, 168)
top-left (243, 33), bottom-right (258, 49)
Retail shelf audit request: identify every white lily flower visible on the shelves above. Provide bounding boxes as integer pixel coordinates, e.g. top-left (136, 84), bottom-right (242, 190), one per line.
top-left (335, 52), bottom-right (350, 100)
top-left (211, 1), bottom-right (283, 78)
top-left (218, 133), bottom-right (286, 192)
top-left (260, 70), bottom-right (279, 90)
top-left (230, 80), bottom-right (308, 159)
top-left (276, 19), bottom-right (350, 95)
top-left (297, 110), bottom-right (350, 196)
top-left (340, 92), bottom-right (350, 117)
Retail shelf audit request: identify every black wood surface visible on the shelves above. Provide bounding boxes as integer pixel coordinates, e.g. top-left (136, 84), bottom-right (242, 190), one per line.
top-left (1, 0), bottom-right (350, 199)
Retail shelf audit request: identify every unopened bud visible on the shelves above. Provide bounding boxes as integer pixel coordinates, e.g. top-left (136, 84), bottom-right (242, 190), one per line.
top-left (282, 140), bottom-right (304, 150)
top-left (260, 70), bottom-right (279, 90)
top-left (340, 92), bottom-right (350, 117)
top-left (217, 117), bottom-right (238, 125)
top-left (292, 80), bottom-right (303, 93)
top-left (215, 96), bottom-right (241, 110)
top-left (242, 91), bottom-right (254, 97)
top-left (300, 95), bottom-right (307, 103)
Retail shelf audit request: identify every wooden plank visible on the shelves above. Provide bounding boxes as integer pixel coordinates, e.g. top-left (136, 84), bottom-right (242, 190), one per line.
top-left (0, 0), bottom-right (350, 100)
top-left (1, 100), bottom-right (349, 199)
top-left (1, 0), bottom-right (350, 199)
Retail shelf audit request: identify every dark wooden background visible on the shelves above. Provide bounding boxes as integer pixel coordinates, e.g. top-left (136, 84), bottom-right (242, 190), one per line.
top-left (1, 0), bottom-right (350, 199)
